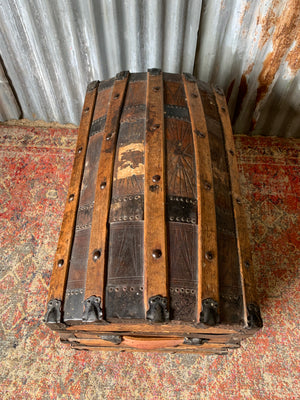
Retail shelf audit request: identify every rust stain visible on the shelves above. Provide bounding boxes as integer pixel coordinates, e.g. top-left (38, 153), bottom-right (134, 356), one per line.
top-left (245, 62), bottom-right (254, 75)
top-left (286, 27), bottom-right (300, 73)
top-left (240, 1), bottom-right (250, 25)
top-left (256, 0), bottom-right (300, 105)
top-left (250, 117), bottom-right (257, 132)
top-left (258, 0), bottom-right (280, 50)
top-left (226, 79), bottom-right (235, 103)
top-left (232, 74), bottom-right (248, 125)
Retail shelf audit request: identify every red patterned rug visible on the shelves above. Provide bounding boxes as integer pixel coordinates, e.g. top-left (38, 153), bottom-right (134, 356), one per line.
top-left (0, 125), bottom-right (299, 400)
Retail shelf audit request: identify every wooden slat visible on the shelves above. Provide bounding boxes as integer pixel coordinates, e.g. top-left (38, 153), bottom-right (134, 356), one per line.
top-left (143, 69), bottom-right (168, 314)
top-left (84, 72), bottom-right (129, 306)
top-left (183, 74), bottom-right (219, 323)
top-left (66, 323), bottom-right (238, 334)
top-left (213, 87), bottom-right (257, 325)
top-left (47, 81), bottom-right (99, 304)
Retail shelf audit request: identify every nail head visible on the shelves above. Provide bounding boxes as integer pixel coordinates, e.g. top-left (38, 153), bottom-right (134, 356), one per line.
top-left (152, 249), bottom-right (162, 259)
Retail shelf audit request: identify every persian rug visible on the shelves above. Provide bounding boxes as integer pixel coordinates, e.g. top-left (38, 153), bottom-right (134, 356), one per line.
top-left (0, 125), bottom-right (299, 400)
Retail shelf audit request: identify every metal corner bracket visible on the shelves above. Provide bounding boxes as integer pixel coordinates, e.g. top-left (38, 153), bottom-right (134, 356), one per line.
top-left (146, 295), bottom-right (170, 323)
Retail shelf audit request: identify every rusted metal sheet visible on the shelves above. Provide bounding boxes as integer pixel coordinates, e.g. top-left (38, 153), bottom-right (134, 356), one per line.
top-left (196, 0), bottom-right (300, 138)
top-left (0, 0), bottom-right (299, 137)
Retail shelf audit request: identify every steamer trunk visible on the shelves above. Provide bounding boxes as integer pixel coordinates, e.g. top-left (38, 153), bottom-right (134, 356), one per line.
top-left (45, 71), bottom-right (262, 354)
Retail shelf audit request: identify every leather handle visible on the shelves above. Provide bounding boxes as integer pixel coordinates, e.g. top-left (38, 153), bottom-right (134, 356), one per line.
top-left (122, 336), bottom-right (183, 350)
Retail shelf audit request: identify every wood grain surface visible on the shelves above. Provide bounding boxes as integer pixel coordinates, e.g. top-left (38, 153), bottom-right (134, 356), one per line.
top-left (143, 70), bottom-right (168, 312)
top-left (47, 81), bottom-right (99, 304)
top-left (213, 87), bottom-right (257, 326)
top-left (183, 75), bottom-right (219, 322)
top-left (85, 73), bottom-right (129, 306)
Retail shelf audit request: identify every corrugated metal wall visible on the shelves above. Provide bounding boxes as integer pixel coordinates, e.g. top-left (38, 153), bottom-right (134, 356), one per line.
top-left (0, 0), bottom-right (299, 137)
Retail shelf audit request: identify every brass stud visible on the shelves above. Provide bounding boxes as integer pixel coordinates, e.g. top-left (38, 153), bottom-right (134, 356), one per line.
top-left (84, 107), bottom-right (89, 112)
top-left (100, 182), bottom-right (106, 189)
top-left (204, 182), bottom-right (211, 191)
top-left (152, 175), bottom-right (161, 183)
top-left (69, 194), bottom-right (74, 202)
top-left (153, 86), bottom-right (160, 92)
top-left (93, 250), bottom-right (101, 261)
top-left (77, 147), bottom-right (83, 154)
top-left (114, 93), bottom-right (120, 99)
top-left (192, 93), bottom-right (198, 98)
top-left (245, 260), bottom-right (250, 268)
top-left (58, 259), bottom-right (64, 268)
top-left (229, 150), bottom-right (234, 156)
top-left (205, 251), bottom-right (214, 261)
top-left (236, 198), bottom-right (242, 205)
top-left (221, 106), bottom-right (226, 112)
top-left (152, 249), bottom-right (162, 259)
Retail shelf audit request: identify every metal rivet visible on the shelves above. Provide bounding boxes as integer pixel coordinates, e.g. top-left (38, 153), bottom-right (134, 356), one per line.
top-left (152, 175), bottom-right (161, 183)
top-left (58, 259), bottom-right (64, 268)
top-left (153, 86), bottom-right (160, 92)
top-left (69, 194), bottom-right (74, 202)
top-left (195, 130), bottom-right (205, 138)
top-left (100, 182), bottom-right (106, 189)
top-left (84, 107), bottom-right (89, 112)
top-left (192, 93), bottom-right (198, 98)
top-left (204, 182), bottom-right (211, 190)
top-left (229, 150), bottom-right (234, 156)
top-left (215, 86), bottom-right (223, 95)
top-left (245, 260), bottom-right (250, 268)
top-left (114, 93), bottom-right (120, 99)
top-left (106, 134), bottom-right (112, 141)
top-left (236, 198), bottom-right (242, 204)
top-left (221, 106), bottom-right (226, 111)
top-left (152, 124), bottom-right (160, 130)
top-left (152, 249), bottom-right (162, 258)
top-left (77, 147), bottom-right (83, 153)
top-left (205, 251), bottom-right (214, 261)
top-left (93, 250), bottom-right (101, 261)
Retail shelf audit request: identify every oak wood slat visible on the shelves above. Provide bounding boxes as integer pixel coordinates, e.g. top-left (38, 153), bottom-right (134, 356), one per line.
top-left (183, 74), bottom-right (219, 324)
top-left (143, 69), bottom-right (168, 317)
top-left (84, 72), bottom-right (129, 310)
top-left (46, 81), bottom-right (99, 317)
top-left (66, 322), bottom-right (237, 335)
top-left (213, 87), bottom-right (257, 326)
